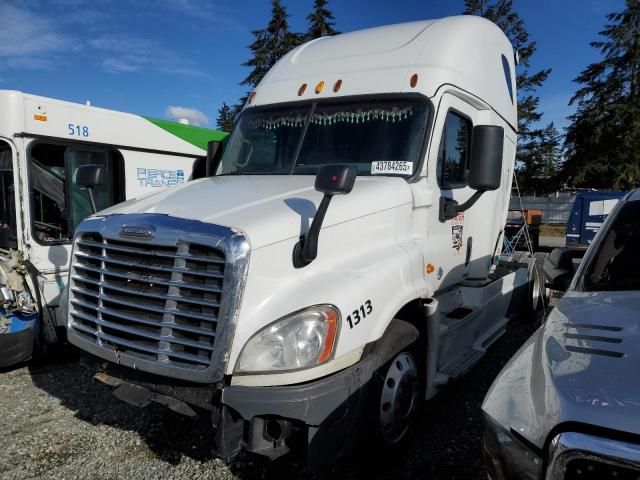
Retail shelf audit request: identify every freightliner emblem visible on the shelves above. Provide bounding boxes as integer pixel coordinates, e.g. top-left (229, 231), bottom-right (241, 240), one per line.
top-left (120, 225), bottom-right (154, 238)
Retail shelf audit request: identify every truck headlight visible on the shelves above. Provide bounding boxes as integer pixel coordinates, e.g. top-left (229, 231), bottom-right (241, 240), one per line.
top-left (235, 305), bottom-right (340, 374)
top-left (482, 414), bottom-right (542, 480)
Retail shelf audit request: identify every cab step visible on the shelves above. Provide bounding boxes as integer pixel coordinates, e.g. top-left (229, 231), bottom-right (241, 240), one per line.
top-left (439, 348), bottom-right (485, 378)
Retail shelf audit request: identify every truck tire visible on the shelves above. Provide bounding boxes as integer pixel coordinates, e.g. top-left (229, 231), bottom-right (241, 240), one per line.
top-left (533, 252), bottom-right (549, 307)
top-left (360, 320), bottom-right (424, 462)
top-left (523, 255), bottom-right (544, 322)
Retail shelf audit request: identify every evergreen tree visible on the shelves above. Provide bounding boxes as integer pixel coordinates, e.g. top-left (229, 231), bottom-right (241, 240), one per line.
top-left (563, 0), bottom-right (640, 190)
top-left (518, 122), bottom-right (563, 191)
top-left (463, 1), bottom-right (551, 179)
top-left (306, 0), bottom-right (339, 39)
top-left (216, 102), bottom-right (234, 132)
top-left (241, 0), bottom-right (302, 89)
top-left (541, 122), bottom-right (563, 176)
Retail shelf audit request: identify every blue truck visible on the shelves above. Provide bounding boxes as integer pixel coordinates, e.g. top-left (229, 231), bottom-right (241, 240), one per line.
top-left (565, 191), bottom-right (626, 250)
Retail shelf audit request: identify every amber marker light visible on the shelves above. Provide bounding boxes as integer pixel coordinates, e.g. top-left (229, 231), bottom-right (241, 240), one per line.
top-left (248, 91), bottom-right (257, 103)
top-left (426, 264), bottom-right (435, 274)
top-left (333, 79), bottom-right (342, 93)
top-left (315, 81), bottom-right (325, 94)
top-left (317, 309), bottom-right (338, 363)
top-left (410, 73), bottom-right (419, 88)
top-left (298, 83), bottom-right (307, 96)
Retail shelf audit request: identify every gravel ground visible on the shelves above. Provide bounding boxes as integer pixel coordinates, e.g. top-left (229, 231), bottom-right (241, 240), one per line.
top-left (0, 317), bottom-right (540, 480)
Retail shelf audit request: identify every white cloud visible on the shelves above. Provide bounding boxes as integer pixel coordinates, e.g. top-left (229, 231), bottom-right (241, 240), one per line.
top-left (0, 3), bottom-right (69, 69)
top-left (0, 1), bottom-right (218, 76)
top-left (89, 33), bottom-right (206, 77)
top-left (165, 106), bottom-right (209, 126)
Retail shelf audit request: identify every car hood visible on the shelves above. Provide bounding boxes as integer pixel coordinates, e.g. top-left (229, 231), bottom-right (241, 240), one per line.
top-left (98, 175), bottom-right (412, 250)
top-left (483, 290), bottom-right (640, 448)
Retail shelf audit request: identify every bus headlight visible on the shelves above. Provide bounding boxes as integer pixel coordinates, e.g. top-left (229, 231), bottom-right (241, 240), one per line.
top-left (235, 305), bottom-right (340, 374)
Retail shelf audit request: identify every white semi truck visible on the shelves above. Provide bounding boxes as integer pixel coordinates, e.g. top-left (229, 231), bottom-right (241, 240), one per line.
top-left (0, 90), bottom-right (227, 367)
top-left (66, 16), bottom-right (539, 469)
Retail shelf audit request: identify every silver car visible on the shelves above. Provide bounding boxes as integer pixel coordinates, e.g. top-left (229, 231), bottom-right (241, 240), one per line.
top-left (482, 189), bottom-right (640, 479)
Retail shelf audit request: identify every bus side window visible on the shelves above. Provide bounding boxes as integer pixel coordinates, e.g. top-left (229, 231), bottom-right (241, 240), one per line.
top-left (29, 143), bottom-right (124, 243)
top-left (0, 141), bottom-right (17, 250)
top-left (66, 148), bottom-right (124, 232)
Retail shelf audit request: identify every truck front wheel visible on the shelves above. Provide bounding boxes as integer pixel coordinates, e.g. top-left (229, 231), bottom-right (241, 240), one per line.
top-left (360, 320), bottom-right (425, 460)
top-left (377, 351), bottom-right (421, 445)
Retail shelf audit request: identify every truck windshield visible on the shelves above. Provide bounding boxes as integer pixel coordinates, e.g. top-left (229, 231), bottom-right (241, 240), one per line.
top-left (583, 197), bottom-right (640, 291)
top-left (219, 98), bottom-right (429, 177)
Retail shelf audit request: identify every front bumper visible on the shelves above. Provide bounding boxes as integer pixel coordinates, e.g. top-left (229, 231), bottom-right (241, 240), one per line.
top-left (0, 309), bottom-right (38, 368)
top-left (92, 353), bottom-right (378, 471)
top-left (546, 432), bottom-right (640, 479)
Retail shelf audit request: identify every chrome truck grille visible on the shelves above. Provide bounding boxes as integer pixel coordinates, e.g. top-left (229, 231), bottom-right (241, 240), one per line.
top-left (546, 433), bottom-right (640, 480)
top-left (67, 214), bottom-right (250, 383)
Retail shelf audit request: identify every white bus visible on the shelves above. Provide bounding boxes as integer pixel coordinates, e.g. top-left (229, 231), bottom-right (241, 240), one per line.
top-left (0, 90), bottom-right (227, 367)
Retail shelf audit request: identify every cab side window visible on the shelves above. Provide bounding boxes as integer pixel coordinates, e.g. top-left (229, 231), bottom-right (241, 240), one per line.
top-left (437, 111), bottom-right (472, 189)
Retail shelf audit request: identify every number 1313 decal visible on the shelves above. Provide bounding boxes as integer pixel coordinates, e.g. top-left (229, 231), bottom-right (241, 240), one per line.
top-left (346, 300), bottom-right (373, 329)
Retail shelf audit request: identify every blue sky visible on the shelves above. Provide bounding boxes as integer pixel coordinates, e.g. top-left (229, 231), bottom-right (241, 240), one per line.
top-left (0, 0), bottom-right (625, 131)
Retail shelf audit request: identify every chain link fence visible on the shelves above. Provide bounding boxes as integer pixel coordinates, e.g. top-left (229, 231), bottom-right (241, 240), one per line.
top-left (509, 193), bottom-right (576, 225)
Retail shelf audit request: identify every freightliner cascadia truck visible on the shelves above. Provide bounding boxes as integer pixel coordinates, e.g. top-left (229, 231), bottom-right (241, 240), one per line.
top-left (0, 90), bottom-right (227, 367)
top-left (66, 16), bottom-right (540, 469)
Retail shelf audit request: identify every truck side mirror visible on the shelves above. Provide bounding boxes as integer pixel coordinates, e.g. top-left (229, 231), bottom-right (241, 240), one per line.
top-left (439, 125), bottom-right (504, 222)
top-left (543, 247), bottom-right (574, 292)
top-left (468, 125), bottom-right (504, 191)
top-left (75, 164), bottom-right (105, 214)
top-left (293, 165), bottom-right (357, 268)
top-left (315, 164), bottom-right (357, 195)
top-left (206, 140), bottom-right (224, 177)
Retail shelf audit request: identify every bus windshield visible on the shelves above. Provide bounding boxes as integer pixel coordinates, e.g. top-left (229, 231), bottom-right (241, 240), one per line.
top-left (218, 97), bottom-right (429, 177)
top-left (583, 197), bottom-right (640, 291)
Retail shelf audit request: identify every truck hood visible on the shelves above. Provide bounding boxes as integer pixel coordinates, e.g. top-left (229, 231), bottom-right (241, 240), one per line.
top-left (99, 175), bottom-right (412, 249)
top-left (483, 290), bottom-right (640, 448)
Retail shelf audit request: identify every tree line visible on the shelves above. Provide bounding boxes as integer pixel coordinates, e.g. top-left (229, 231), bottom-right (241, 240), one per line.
top-left (216, 0), bottom-right (337, 132)
top-left (217, 0), bottom-right (640, 193)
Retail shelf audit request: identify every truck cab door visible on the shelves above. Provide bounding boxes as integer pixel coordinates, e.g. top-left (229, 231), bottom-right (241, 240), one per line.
top-left (423, 94), bottom-right (476, 289)
top-left (425, 93), bottom-right (503, 290)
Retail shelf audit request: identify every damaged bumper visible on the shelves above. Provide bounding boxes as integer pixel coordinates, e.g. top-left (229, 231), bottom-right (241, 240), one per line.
top-left (92, 354), bottom-right (378, 471)
top-left (0, 309), bottom-right (38, 368)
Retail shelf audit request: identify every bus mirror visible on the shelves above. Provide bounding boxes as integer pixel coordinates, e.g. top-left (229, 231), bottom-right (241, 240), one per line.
top-left (75, 164), bottom-right (105, 188)
top-left (206, 140), bottom-right (223, 177)
top-left (75, 164), bottom-right (105, 213)
top-left (468, 125), bottom-right (504, 192)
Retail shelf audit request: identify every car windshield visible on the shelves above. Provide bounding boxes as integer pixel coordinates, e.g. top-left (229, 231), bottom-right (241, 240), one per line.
top-left (583, 197), bottom-right (640, 291)
top-left (218, 98), bottom-right (429, 177)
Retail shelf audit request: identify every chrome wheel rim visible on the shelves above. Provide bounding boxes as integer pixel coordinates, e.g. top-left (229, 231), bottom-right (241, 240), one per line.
top-left (531, 269), bottom-right (541, 311)
top-left (379, 352), bottom-right (419, 444)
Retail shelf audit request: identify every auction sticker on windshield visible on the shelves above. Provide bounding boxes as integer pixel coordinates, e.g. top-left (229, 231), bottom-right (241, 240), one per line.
top-left (371, 161), bottom-right (413, 175)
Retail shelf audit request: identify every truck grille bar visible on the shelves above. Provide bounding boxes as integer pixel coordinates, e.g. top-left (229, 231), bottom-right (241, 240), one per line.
top-left (69, 233), bottom-right (224, 370)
